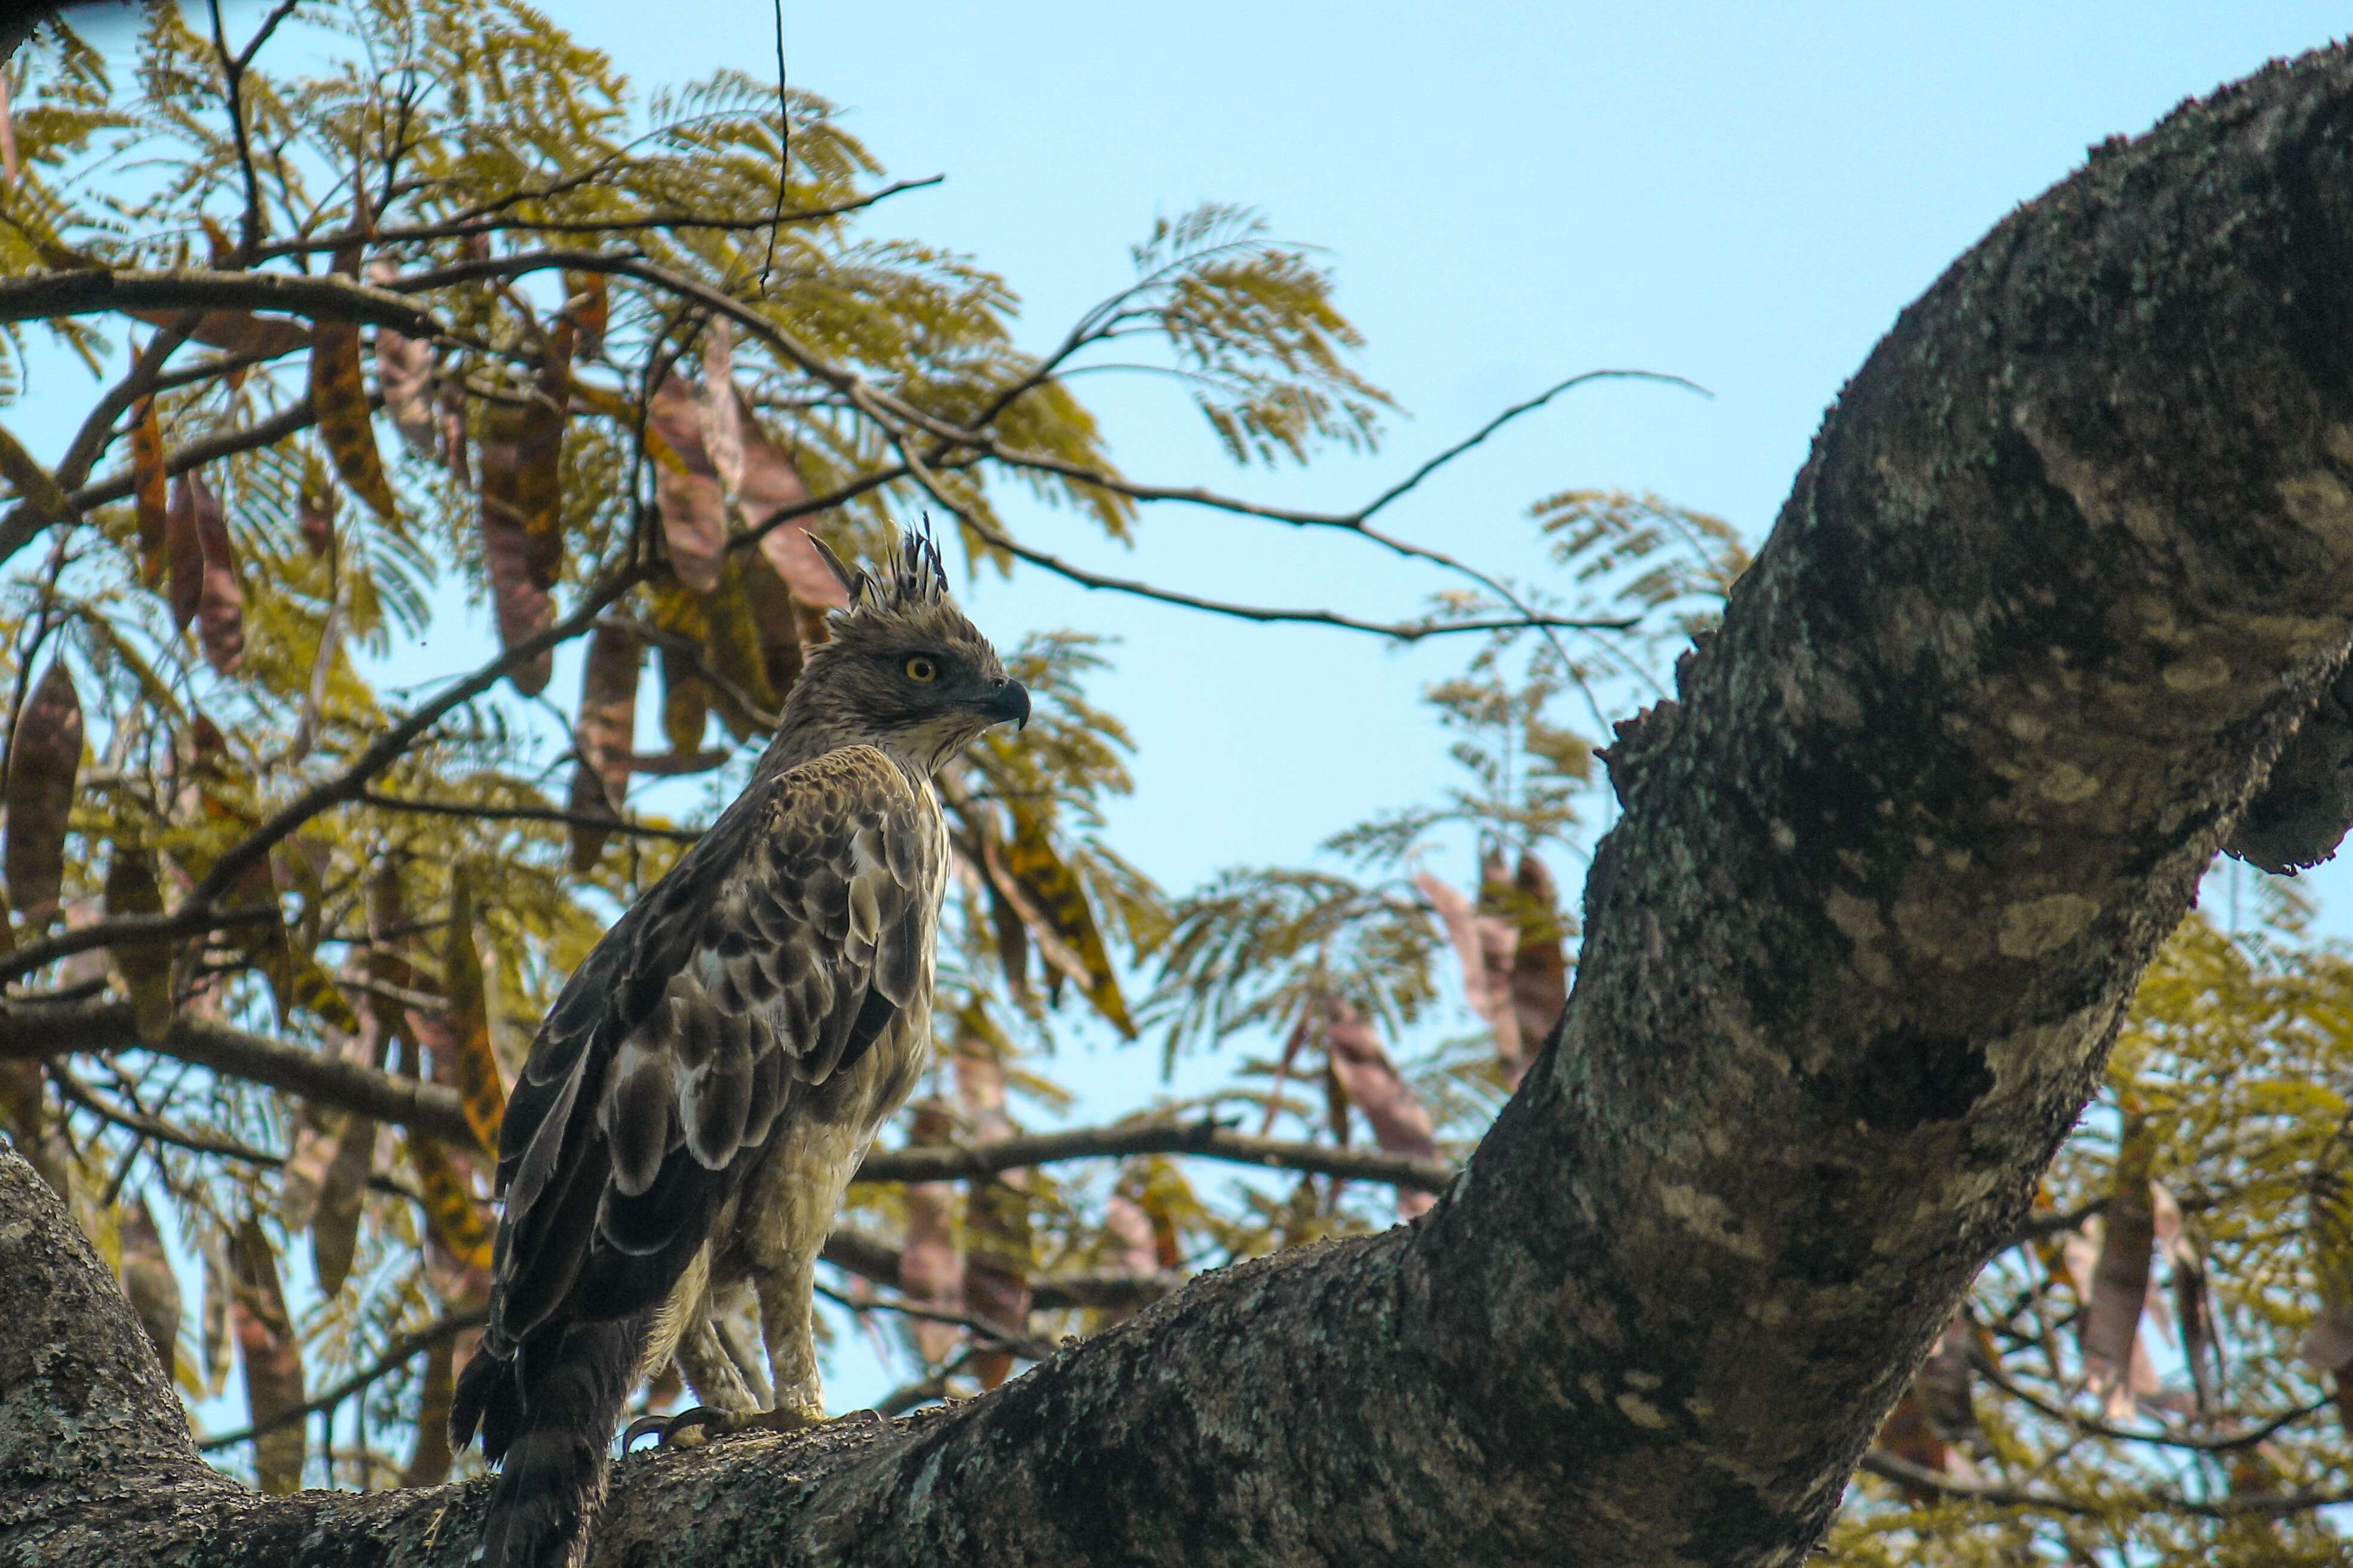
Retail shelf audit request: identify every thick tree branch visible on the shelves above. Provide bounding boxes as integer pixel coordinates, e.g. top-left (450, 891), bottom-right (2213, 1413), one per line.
top-left (16, 43), bottom-right (2353, 1568)
top-left (0, 266), bottom-right (436, 335)
top-left (0, 1000), bottom-right (477, 1144)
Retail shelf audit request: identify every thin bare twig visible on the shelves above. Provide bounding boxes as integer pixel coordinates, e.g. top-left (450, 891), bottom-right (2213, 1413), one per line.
top-left (48, 1064), bottom-right (416, 1201)
top-left (1969, 1348), bottom-right (2329, 1454)
top-left (359, 789), bottom-right (705, 843)
top-left (248, 178), bottom-right (942, 262)
top-left (1858, 1450), bottom-right (2353, 1520)
top-left (856, 1118), bottom-right (1454, 1192)
top-left (813, 1280), bottom-right (1057, 1364)
top-left (198, 1308), bottom-right (489, 1452)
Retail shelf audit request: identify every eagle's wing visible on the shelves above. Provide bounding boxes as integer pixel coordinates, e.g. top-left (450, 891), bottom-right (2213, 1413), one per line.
top-left (485, 744), bottom-right (934, 1347)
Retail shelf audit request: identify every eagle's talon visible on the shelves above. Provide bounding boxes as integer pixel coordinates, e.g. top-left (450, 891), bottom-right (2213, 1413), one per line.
top-left (623, 1405), bottom-right (739, 1450)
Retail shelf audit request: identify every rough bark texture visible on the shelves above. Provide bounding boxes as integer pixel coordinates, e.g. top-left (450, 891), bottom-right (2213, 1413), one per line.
top-left (14, 43), bottom-right (2353, 1568)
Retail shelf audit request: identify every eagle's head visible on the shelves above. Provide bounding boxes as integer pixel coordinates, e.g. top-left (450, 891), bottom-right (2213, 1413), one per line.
top-left (774, 522), bottom-right (1029, 775)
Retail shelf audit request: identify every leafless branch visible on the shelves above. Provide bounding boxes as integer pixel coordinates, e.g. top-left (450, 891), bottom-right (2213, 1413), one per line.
top-left (1969, 1348), bottom-right (2329, 1454)
top-left (358, 790), bottom-right (705, 843)
top-left (813, 1281), bottom-right (1058, 1364)
top-left (50, 1064), bottom-right (417, 1201)
top-left (1857, 1451), bottom-right (2353, 1520)
top-left (856, 1118), bottom-right (1455, 1192)
top-left (250, 177), bottom-right (944, 262)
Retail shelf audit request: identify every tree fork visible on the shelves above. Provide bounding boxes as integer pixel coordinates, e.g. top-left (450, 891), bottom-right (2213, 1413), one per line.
top-left (14, 43), bottom-right (2353, 1568)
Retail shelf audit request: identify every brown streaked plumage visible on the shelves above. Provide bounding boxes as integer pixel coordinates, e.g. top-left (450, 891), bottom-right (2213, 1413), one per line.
top-left (452, 524), bottom-right (1028, 1568)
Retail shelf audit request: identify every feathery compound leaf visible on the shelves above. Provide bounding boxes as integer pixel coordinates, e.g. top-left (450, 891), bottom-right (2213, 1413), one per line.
top-left (118, 1195), bottom-right (180, 1379)
top-left (998, 804), bottom-right (1135, 1038)
top-left (444, 867), bottom-right (507, 1157)
top-left (229, 1216), bottom-right (305, 1495)
top-left (477, 401), bottom-right (554, 695)
top-left (130, 397), bottom-right (166, 585)
top-left (4, 660), bottom-right (81, 928)
top-left (103, 839), bottom-right (170, 1042)
top-left (188, 469), bottom-right (243, 673)
top-left (310, 321), bottom-right (396, 518)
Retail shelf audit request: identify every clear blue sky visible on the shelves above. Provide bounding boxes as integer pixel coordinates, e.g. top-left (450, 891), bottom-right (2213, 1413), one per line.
top-left (537, 0), bottom-right (2353, 925)
top-left (40, 0), bottom-right (2353, 1429)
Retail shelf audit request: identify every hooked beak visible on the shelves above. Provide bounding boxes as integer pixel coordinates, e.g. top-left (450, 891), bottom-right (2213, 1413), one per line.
top-left (978, 678), bottom-right (1030, 731)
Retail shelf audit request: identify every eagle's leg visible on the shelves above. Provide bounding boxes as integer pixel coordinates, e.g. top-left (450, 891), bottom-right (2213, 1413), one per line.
top-left (675, 1302), bottom-right (761, 1414)
top-left (635, 1128), bottom-right (864, 1446)
top-left (632, 1249), bottom-right (833, 1447)
top-left (750, 1237), bottom-right (829, 1426)
top-left (711, 1280), bottom-right (775, 1407)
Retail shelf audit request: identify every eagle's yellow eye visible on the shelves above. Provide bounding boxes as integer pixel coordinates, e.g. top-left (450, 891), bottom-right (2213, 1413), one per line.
top-left (903, 655), bottom-right (939, 683)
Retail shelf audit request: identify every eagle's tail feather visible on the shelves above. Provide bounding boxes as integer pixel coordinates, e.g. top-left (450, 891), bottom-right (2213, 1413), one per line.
top-left (457, 1316), bottom-right (648, 1568)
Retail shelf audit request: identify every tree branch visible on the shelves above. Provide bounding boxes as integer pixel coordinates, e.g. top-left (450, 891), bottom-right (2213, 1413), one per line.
top-left (0, 999), bottom-right (479, 1146)
top-left (854, 1118), bottom-right (1454, 1192)
top-left (196, 1308), bottom-right (488, 1454)
top-left (248, 176), bottom-right (946, 260)
top-left (47, 1063), bottom-right (417, 1201)
top-left (0, 266), bottom-right (437, 335)
top-left (0, 1001), bottom-right (1453, 1194)
top-left (357, 789), bottom-right (706, 843)
top-left (1856, 1452), bottom-right (2353, 1520)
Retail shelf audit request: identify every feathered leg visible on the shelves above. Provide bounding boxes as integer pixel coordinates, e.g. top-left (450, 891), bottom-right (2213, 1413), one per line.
top-left (454, 1310), bottom-right (652, 1568)
top-left (674, 1298), bottom-right (762, 1413)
